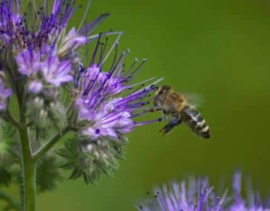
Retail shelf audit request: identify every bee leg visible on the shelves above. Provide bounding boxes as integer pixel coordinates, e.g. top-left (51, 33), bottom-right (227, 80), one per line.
top-left (160, 117), bottom-right (182, 137)
top-left (163, 115), bottom-right (168, 121)
top-left (145, 107), bottom-right (162, 113)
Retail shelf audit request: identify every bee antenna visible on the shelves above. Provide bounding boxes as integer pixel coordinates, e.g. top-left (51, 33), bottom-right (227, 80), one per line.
top-left (150, 84), bottom-right (159, 90)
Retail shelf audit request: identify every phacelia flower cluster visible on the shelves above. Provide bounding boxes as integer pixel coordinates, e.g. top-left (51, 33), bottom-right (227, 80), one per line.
top-left (0, 0), bottom-right (163, 184)
top-left (135, 172), bottom-right (270, 211)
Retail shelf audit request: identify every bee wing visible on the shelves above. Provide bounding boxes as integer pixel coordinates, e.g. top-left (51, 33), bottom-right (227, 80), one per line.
top-left (169, 92), bottom-right (183, 103)
top-left (181, 92), bottom-right (205, 108)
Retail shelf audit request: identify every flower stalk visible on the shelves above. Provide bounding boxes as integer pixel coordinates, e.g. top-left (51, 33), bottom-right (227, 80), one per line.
top-left (18, 104), bottom-right (35, 210)
top-left (21, 153), bottom-right (36, 211)
top-left (33, 127), bottom-right (72, 162)
top-left (16, 82), bottom-right (35, 211)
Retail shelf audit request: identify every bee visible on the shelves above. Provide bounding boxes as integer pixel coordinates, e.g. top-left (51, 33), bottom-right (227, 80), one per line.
top-left (150, 85), bottom-right (210, 139)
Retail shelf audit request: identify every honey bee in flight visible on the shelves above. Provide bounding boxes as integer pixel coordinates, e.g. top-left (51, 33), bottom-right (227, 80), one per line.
top-left (149, 85), bottom-right (210, 139)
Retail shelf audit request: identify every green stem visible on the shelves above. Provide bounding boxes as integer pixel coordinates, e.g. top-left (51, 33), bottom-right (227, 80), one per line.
top-left (33, 127), bottom-right (71, 162)
top-left (19, 124), bottom-right (36, 211)
top-left (23, 161), bottom-right (36, 211)
top-left (0, 110), bottom-right (20, 129)
top-left (17, 90), bottom-right (36, 211)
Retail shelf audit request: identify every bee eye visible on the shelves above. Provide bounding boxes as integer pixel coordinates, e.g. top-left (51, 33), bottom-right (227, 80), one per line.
top-left (158, 89), bottom-right (165, 95)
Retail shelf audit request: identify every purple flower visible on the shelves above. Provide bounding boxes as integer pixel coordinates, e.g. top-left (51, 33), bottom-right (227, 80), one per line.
top-left (0, 0), bottom-right (164, 186)
top-left (15, 46), bottom-right (73, 88)
top-left (41, 53), bottom-right (73, 87)
top-left (0, 0), bottom-right (22, 44)
top-left (229, 172), bottom-right (270, 211)
top-left (0, 0), bottom-right (106, 57)
top-left (58, 27), bottom-right (88, 57)
top-left (0, 0), bottom-right (74, 49)
top-left (75, 40), bottom-right (163, 141)
top-left (135, 173), bottom-right (270, 211)
top-left (0, 0), bottom-right (162, 145)
top-left (0, 79), bottom-right (12, 110)
top-left (80, 98), bottom-right (134, 139)
top-left (15, 49), bottom-right (41, 76)
top-left (61, 34), bottom-right (164, 184)
top-left (135, 177), bottom-right (226, 211)
top-left (28, 80), bottom-right (43, 94)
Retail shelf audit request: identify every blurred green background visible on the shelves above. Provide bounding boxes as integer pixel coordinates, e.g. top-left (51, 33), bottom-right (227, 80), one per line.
top-left (41, 0), bottom-right (270, 210)
top-left (4, 0), bottom-right (270, 210)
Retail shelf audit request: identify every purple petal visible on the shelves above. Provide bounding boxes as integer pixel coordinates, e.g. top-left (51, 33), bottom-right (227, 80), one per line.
top-left (15, 49), bottom-right (41, 76)
top-left (0, 102), bottom-right (5, 110)
top-left (41, 55), bottom-right (72, 87)
top-left (28, 81), bottom-right (43, 93)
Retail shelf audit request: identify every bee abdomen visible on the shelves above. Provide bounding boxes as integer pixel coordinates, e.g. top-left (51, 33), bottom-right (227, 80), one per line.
top-left (181, 105), bottom-right (210, 139)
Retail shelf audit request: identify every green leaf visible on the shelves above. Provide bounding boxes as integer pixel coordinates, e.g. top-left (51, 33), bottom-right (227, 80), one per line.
top-left (0, 189), bottom-right (19, 211)
top-left (36, 155), bottom-right (63, 193)
top-left (0, 121), bottom-right (20, 163)
top-left (0, 167), bottom-right (12, 186)
top-left (68, 166), bottom-right (83, 180)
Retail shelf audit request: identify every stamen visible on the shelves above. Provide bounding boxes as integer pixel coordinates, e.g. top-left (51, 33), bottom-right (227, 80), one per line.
top-left (78, 0), bottom-right (92, 31)
top-left (134, 117), bottom-right (165, 126)
top-left (43, 0), bottom-right (48, 14)
top-left (113, 49), bottom-right (130, 77)
top-left (123, 57), bottom-right (139, 76)
top-left (87, 31), bottom-right (123, 43)
top-left (108, 40), bottom-right (118, 74)
top-left (131, 78), bottom-right (164, 95)
top-left (130, 111), bottom-right (147, 118)
top-left (128, 59), bottom-right (147, 78)
top-left (100, 33), bottom-right (122, 67)
top-left (110, 51), bottom-right (127, 77)
top-left (32, 0), bottom-right (38, 18)
top-left (97, 37), bottom-right (108, 66)
top-left (80, 13), bottom-right (109, 36)
top-left (89, 33), bottom-right (102, 66)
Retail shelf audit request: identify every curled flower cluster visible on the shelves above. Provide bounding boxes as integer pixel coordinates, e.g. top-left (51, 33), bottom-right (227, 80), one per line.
top-left (0, 0), bottom-right (163, 184)
top-left (135, 172), bottom-right (270, 211)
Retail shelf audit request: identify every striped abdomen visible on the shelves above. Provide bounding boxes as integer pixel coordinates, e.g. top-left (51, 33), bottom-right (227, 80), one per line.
top-left (180, 105), bottom-right (210, 139)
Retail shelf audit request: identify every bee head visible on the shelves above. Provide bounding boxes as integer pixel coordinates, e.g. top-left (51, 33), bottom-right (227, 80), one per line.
top-left (156, 85), bottom-right (171, 96)
top-left (153, 85), bottom-right (171, 106)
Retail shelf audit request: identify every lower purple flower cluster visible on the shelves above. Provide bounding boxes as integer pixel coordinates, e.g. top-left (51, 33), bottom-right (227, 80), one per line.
top-left (136, 172), bottom-right (270, 211)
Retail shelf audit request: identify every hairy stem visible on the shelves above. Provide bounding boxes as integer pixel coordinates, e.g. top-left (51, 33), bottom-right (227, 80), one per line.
top-left (19, 122), bottom-right (36, 211)
top-left (0, 110), bottom-right (20, 128)
top-left (17, 89), bottom-right (36, 211)
top-left (33, 127), bottom-right (72, 162)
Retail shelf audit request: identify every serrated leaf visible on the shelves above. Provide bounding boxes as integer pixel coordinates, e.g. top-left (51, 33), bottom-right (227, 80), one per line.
top-left (0, 167), bottom-right (12, 186)
top-left (60, 161), bottom-right (75, 169)
top-left (68, 166), bottom-right (82, 180)
top-left (0, 189), bottom-right (19, 211)
top-left (36, 155), bottom-right (62, 193)
top-left (56, 149), bottom-right (71, 158)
